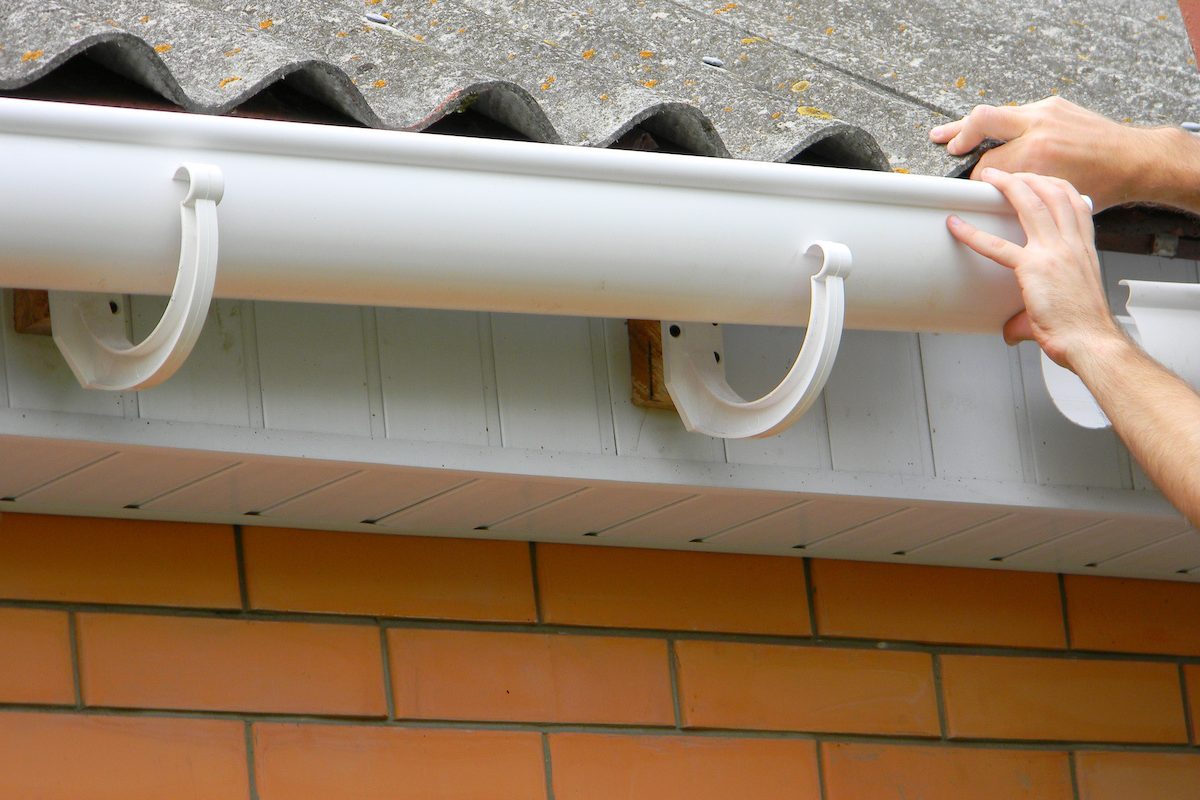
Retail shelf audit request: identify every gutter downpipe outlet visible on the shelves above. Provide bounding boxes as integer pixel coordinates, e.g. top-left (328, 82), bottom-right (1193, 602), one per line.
top-left (0, 97), bottom-right (1182, 437)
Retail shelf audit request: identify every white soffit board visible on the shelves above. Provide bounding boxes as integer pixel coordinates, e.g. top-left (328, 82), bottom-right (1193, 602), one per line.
top-left (0, 434), bottom-right (1195, 582)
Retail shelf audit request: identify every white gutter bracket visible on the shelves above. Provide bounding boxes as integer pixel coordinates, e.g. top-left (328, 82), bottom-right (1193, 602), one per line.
top-left (1041, 279), bottom-right (1200, 429)
top-left (663, 241), bottom-right (851, 438)
top-left (49, 163), bottom-right (223, 391)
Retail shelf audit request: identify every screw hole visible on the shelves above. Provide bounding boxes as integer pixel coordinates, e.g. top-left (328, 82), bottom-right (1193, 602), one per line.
top-left (243, 510), bottom-right (261, 517)
top-left (988, 556), bottom-right (1004, 562)
top-left (668, 324), bottom-right (681, 338)
top-left (791, 544), bottom-right (806, 550)
top-left (582, 531), bottom-right (600, 537)
top-left (360, 519), bottom-right (377, 525)
top-left (108, 301), bottom-right (120, 314)
top-left (713, 351), bottom-right (721, 363)
top-left (473, 525), bottom-right (489, 531)
top-left (123, 504), bottom-right (140, 510)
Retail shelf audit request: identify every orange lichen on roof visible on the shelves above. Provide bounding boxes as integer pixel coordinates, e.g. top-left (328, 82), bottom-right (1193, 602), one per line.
top-left (582, 48), bottom-right (596, 60)
top-left (791, 80), bottom-right (810, 92)
top-left (153, 43), bottom-right (172, 53)
top-left (824, 26), bottom-right (834, 35)
top-left (639, 50), bottom-right (654, 58)
top-left (334, 31), bottom-right (349, 38)
top-left (541, 75), bottom-right (556, 90)
top-left (218, 76), bottom-right (242, 88)
top-left (642, 79), bottom-right (658, 88)
top-left (796, 105), bottom-right (832, 119)
top-left (955, 76), bottom-right (966, 88)
top-left (373, 79), bottom-right (387, 88)
top-left (20, 50), bottom-right (43, 62)
top-left (224, 47), bottom-right (242, 56)
top-left (770, 111), bottom-right (782, 119)
top-left (712, 3), bottom-right (738, 15)
top-left (412, 33), bottom-right (424, 42)
top-left (893, 167), bottom-right (910, 173)
top-left (740, 37), bottom-right (764, 45)
top-left (259, 19), bottom-right (273, 30)
top-left (138, 15), bottom-right (151, 23)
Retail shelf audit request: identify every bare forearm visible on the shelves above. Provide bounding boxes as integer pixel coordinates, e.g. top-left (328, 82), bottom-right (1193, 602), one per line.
top-left (1129, 127), bottom-right (1200, 215)
top-left (1073, 334), bottom-right (1200, 524)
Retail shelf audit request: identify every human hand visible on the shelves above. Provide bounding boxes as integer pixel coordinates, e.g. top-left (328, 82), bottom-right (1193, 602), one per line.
top-left (930, 97), bottom-right (1161, 211)
top-left (946, 168), bottom-right (1123, 370)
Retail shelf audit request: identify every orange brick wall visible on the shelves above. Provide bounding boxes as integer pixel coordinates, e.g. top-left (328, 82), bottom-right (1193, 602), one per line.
top-left (2, 511), bottom-right (1200, 799)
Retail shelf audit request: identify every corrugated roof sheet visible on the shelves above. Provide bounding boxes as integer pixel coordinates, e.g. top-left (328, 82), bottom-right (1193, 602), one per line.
top-left (2, 0), bottom-right (1199, 175)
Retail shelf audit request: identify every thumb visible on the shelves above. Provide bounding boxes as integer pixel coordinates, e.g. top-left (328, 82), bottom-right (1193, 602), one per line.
top-left (1002, 310), bottom-right (1035, 346)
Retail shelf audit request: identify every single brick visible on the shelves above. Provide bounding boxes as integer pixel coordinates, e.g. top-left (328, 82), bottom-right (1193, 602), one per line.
top-left (549, 733), bottom-right (820, 800)
top-left (0, 513), bottom-right (239, 608)
top-left (1066, 575), bottom-right (1200, 656)
top-left (0, 608), bottom-right (74, 705)
top-left (254, 722), bottom-right (545, 800)
top-left (0, 711), bottom-right (247, 800)
top-left (812, 560), bottom-right (1065, 648)
top-left (823, 742), bottom-right (1073, 800)
top-left (536, 544), bottom-right (810, 635)
top-left (1076, 752), bottom-right (1200, 800)
top-left (388, 628), bottom-right (673, 724)
top-left (243, 527), bottom-right (535, 621)
top-left (675, 640), bottom-right (938, 735)
top-left (941, 654), bottom-right (1186, 743)
top-left (78, 613), bottom-right (385, 716)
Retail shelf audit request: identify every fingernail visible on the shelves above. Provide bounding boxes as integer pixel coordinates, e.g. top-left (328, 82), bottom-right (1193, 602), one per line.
top-left (930, 125), bottom-right (945, 137)
top-left (947, 214), bottom-right (962, 226)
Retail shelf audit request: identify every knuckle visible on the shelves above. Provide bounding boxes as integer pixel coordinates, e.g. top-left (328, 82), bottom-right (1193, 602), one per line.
top-left (968, 104), bottom-right (996, 125)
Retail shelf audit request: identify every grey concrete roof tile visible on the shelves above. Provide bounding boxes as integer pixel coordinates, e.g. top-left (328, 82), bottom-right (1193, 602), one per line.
top-left (2, 0), bottom-right (1199, 175)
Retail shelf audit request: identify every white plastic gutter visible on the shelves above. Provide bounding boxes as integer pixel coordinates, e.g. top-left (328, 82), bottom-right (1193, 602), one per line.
top-left (0, 97), bottom-right (1186, 437)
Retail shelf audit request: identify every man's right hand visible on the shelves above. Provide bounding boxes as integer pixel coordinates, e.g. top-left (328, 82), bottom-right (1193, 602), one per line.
top-left (929, 97), bottom-right (1177, 212)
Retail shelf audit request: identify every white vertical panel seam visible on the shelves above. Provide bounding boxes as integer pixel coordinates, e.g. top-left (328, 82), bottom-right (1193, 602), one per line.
top-left (478, 312), bottom-right (504, 448)
top-left (588, 318), bottom-right (617, 457)
top-left (360, 307), bottom-right (387, 439)
top-left (1009, 345), bottom-right (1037, 484)
top-left (910, 333), bottom-right (937, 477)
top-left (242, 301), bottom-right (266, 429)
top-left (915, 333), bottom-right (940, 478)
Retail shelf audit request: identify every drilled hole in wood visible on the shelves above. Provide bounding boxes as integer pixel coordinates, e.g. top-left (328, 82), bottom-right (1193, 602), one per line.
top-left (123, 504), bottom-right (140, 510)
top-left (892, 551), bottom-right (906, 556)
top-left (668, 324), bottom-right (681, 338)
top-left (108, 300), bottom-right (120, 314)
top-left (791, 544), bottom-right (806, 550)
top-left (474, 525), bottom-right (489, 531)
top-left (360, 519), bottom-right (377, 525)
top-left (582, 531), bottom-right (600, 537)
top-left (989, 556), bottom-right (1004, 562)
top-left (1084, 562), bottom-right (1098, 568)
top-left (713, 351), bottom-right (721, 363)
top-left (0, 497), bottom-right (14, 502)
top-left (243, 510), bottom-right (261, 517)
top-left (689, 538), bottom-right (705, 543)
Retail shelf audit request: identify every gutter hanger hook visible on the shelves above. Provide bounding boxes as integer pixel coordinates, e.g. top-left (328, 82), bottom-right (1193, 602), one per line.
top-left (663, 240), bottom-right (851, 438)
top-left (50, 163), bottom-right (223, 391)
